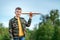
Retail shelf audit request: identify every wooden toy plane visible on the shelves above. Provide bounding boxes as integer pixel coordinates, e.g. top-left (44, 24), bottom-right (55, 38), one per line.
top-left (22, 12), bottom-right (41, 16)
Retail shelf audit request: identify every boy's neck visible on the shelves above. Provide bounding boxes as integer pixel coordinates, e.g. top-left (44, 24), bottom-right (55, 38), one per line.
top-left (15, 16), bottom-right (20, 19)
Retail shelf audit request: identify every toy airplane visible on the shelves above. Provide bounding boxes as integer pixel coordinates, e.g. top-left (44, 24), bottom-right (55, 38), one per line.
top-left (22, 12), bottom-right (41, 15)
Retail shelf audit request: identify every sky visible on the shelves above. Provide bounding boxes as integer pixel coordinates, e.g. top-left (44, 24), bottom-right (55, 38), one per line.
top-left (0, 0), bottom-right (60, 30)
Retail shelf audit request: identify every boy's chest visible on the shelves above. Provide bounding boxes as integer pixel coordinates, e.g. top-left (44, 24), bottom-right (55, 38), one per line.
top-left (12, 19), bottom-right (25, 27)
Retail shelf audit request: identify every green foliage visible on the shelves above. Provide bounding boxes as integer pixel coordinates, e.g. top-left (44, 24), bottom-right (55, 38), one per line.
top-left (25, 28), bottom-right (32, 40)
top-left (0, 23), bottom-right (10, 40)
top-left (28, 9), bottom-right (60, 40)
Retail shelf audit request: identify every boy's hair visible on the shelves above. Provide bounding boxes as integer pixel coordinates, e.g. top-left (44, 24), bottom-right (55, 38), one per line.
top-left (15, 7), bottom-right (22, 10)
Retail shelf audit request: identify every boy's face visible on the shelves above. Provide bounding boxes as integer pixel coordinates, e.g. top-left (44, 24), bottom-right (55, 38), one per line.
top-left (15, 9), bottom-right (22, 17)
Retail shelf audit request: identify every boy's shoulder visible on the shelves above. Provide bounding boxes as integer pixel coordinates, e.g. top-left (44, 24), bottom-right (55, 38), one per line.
top-left (20, 17), bottom-right (24, 19)
top-left (9, 17), bottom-right (25, 21)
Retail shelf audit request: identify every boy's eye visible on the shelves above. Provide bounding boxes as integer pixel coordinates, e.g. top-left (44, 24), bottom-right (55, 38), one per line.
top-left (16, 11), bottom-right (21, 13)
top-left (16, 11), bottom-right (19, 12)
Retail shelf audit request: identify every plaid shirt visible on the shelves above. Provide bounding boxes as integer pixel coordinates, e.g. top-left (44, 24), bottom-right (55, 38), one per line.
top-left (9, 17), bottom-right (31, 38)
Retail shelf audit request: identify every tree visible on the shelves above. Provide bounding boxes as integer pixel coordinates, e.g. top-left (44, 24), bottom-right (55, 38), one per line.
top-left (30, 9), bottom-right (60, 40)
top-left (0, 23), bottom-right (10, 40)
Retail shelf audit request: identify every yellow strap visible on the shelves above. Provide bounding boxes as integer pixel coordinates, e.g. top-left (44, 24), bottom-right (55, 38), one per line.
top-left (17, 17), bottom-right (24, 36)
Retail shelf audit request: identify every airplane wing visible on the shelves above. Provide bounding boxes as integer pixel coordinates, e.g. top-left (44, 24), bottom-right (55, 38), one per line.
top-left (22, 13), bottom-right (41, 15)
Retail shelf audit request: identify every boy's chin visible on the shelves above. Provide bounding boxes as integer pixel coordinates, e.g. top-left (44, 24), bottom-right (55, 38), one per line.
top-left (16, 15), bottom-right (20, 17)
top-left (18, 15), bottom-right (20, 17)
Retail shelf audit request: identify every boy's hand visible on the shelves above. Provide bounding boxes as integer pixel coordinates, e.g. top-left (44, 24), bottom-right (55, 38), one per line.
top-left (29, 12), bottom-right (33, 19)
